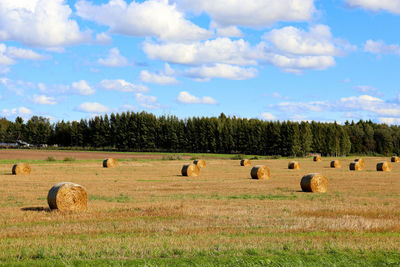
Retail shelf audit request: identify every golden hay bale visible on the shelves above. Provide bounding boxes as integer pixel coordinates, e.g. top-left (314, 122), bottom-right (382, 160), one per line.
top-left (354, 158), bottom-right (365, 168)
top-left (377, 161), bottom-right (392, 172)
top-left (240, 159), bottom-right (251, 166)
top-left (288, 161), bottom-right (300, 170)
top-left (330, 160), bottom-right (342, 168)
top-left (193, 159), bottom-right (206, 168)
top-left (250, 165), bottom-right (270, 180)
top-left (313, 155), bottom-right (322, 162)
top-left (181, 163), bottom-right (200, 177)
top-left (391, 156), bottom-right (399, 163)
top-left (47, 182), bottom-right (87, 212)
top-left (349, 161), bottom-right (363, 171)
top-left (300, 173), bottom-right (328, 193)
top-left (12, 163), bottom-right (31, 175)
top-left (103, 158), bottom-right (117, 168)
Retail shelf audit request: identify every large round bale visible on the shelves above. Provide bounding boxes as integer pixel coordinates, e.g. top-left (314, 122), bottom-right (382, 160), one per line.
top-left (330, 160), bottom-right (342, 168)
top-left (377, 161), bottom-right (392, 172)
top-left (288, 161), bottom-right (300, 170)
top-left (250, 165), bottom-right (270, 180)
top-left (354, 158), bottom-right (365, 169)
top-left (181, 163), bottom-right (200, 177)
top-left (349, 161), bottom-right (363, 171)
top-left (103, 158), bottom-right (117, 168)
top-left (300, 173), bottom-right (328, 193)
top-left (240, 159), bottom-right (251, 166)
top-left (193, 159), bottom-right (206, 168)
top-left (47, 182), bottom-right (88, 212)
top-left (12, 163), bottom-right (31, 175)
top-left (391, 156), bottom-right (399, 163)
top-left (313, 155), bottom-right (322, 162)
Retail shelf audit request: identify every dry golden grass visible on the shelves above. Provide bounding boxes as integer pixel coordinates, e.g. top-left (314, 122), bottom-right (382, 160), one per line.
top-left (0, 155), bottom-right (399, 260)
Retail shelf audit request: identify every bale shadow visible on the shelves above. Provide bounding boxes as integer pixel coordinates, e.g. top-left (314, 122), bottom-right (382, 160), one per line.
top-left (21, 207), bottom-right (51, 212)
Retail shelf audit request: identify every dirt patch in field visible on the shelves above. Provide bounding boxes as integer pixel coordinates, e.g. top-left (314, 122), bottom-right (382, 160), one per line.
top-left (0, 149), bottom-right (184, 160)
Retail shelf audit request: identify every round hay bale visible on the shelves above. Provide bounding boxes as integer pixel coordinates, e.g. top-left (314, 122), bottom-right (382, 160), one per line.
top-left (391, 156), bottom-right (399, 163)
top-left (349, 161), bottom-right (363, 171)
top-left (300, 173), bottom-right (328, 193)
top-left (250, 165), bottom-right (270, 180)
top-left (240, 159), bottom-right (251, 166)
top-left (313, 155), bottom-right (322, 162)
top-left (181, 163), bottom-right (200, 177)
top-left (354, 158), bottom-right (365, 169)
top-left (103, 158), bottom-right (117, 168)
top-left (288, 161), bottom-right (300, 170)
top-left (12, 163), bottom-right (31, 175)
top-left (47, 182), bottom-right (87, 212)
top-left (330, 160), bottom-right (342, 168)
top-left (377, 161), bottom-right (392, 172)
top-left (193, 159), bottom-right (206, 168)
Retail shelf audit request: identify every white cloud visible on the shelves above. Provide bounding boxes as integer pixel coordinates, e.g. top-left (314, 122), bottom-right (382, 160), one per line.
top-left (210, 22), bottom-right (243, 37)
top-left (76, 102), bottom-right (109, 113)
top-left (120, 104), bottom-right (136, 111)
top-left (346, 0), bottom-right (400, 14)
top-left (98, 48), bottom-right (128, 67)
top-left (354, 85), bottom-right (382, 95)
top-left (95, 32), bottom-right (112, 44)
top-left (135, 93), bottom-right (161, 109)
top-left (0, 0), bottom-right (90, 47)
top-left (177, 91), bottom-right (217, 104)
top-left (143, 38), bottom-right (256, 66)
top-left (76, 0), bottom-right (212, 42)
top-left (140, 64), bottom-right (178, 85)
top-left (275, 101), bottom-right (331, 113)
top-left (257, 25), bottom-right (350, 72)
top-left (261, 112), bottom-right (277, 120)
top-left (32, 95), bottom-right (57, 105)
top-left (72, 80), bottom-right (95, 95)
top-left (379, 117), bottom-right (400, 125)
top-left (1, 107), bottom-right (32, 117)
top-left (364, 40), bottom-right (400, 55)
top-left (99, 79), bottom-right (149, 92)
top-left (6, 46), bottom-right (47, 60)
top-left (185, 63), bottom-right (258, 81)
top-left (173, 0), bottom-right (316, 27)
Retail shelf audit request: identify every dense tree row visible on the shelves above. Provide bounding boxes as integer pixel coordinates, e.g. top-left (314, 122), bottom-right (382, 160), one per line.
top-left (1, 112), bottom-right (400, 156)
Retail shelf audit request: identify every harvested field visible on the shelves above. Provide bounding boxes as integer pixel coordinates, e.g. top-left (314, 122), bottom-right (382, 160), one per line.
top-left (0, 151), bottom-right (399, 265)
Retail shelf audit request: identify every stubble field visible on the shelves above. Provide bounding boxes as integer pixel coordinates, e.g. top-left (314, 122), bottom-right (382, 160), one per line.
top-left (0, 150), bottom-right (399, 266)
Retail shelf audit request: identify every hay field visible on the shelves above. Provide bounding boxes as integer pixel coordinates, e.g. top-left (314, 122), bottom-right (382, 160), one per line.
top-left (0, 154), bottom-right (400, 266)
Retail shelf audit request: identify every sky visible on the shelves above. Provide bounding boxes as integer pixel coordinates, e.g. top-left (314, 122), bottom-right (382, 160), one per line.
top-left (1, 0), bottom-right (400, 124)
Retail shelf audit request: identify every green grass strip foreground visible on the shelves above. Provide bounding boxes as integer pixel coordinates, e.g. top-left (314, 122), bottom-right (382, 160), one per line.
top-left (2, 249), bottom-right (400, 267)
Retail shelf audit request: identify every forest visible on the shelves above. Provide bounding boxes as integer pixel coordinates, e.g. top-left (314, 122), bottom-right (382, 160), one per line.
top-left (0, 112), bottom-right (399, 156)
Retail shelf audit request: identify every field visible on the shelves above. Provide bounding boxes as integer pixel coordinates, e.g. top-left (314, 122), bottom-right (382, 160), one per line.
top-left (0, 150), bottom-right (399, 266)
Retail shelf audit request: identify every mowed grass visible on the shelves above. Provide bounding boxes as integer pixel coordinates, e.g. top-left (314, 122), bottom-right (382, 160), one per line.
top-left (0, 156), bottom-right (399, 266)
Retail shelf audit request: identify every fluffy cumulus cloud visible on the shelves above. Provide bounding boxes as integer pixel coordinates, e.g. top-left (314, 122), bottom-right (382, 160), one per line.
top-left (346, 0), bottom-right (400, 14)
top-left (257, 25), bottom-right (351, 72)
top-left (0, 43), bottom-right (47, 72)
top-left (99, 79), bottom-right (148, 92)
top-left (76, 102), bottom-right (109, 113)
top-left (184, 63), bottom-right (258, 81)
top-left (135, 93), bottom-right (161, 109)
top-left (72, 80), bottom-right (95, 95)
top-left (173, 0), bottom-right (316, 27)
top-left (143, 38), bottom-right (256, 66)
top-left (140, 64), bottom-right (178, 85)
top-left (260, 112), bottom-right (277, 121)
top-left (1, 107), bottom-right (32, 117)
top-left (75, 0), bottom-right (212, 42)
top-left (98, 48), bottom-right (129, 67)
top-left (32, 95), bottom-right (57, 105)
top-left (177, 91), bottom-right (217, 104)
top-left (0, 0), bottom-right (90, 47)
top-left (364, 40), bottom-right (400, 55)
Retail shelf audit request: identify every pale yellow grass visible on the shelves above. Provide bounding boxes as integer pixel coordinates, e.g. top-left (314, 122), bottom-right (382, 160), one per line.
top-left (0, 156), bottom-right (399, 259)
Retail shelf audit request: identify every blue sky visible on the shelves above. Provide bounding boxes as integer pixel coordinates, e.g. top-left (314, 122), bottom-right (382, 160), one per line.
top-left (1, 0), bottom-right (400, 124)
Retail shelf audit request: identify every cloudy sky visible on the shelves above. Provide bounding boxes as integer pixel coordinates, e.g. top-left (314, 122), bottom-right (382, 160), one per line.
top-left (1, 0), bottom-right (400, 124)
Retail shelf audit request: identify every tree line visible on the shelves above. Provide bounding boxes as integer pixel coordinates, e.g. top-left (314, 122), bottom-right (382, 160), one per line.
top-left (0, 112), bottom-right (399, 156)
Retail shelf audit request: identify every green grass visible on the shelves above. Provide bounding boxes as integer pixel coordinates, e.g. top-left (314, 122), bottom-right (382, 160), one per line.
top-left (89, 194), bottom-right (133, 203)
top-left (1, 249), bottom-right (399, 267)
